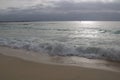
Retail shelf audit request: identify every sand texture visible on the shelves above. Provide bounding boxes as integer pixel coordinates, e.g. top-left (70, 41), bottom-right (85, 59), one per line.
top-left (0, 54), bottom-right (120, 80)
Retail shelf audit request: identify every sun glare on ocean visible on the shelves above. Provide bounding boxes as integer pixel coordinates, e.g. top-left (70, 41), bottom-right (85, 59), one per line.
top-left (72, 21), bottom-right (100, 38)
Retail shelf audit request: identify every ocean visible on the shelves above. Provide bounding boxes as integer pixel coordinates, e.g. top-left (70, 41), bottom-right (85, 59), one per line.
top-left (0, 21), bottom-right (120, 61)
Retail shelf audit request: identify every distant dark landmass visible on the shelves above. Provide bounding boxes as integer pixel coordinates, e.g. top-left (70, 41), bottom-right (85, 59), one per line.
top-left (0, 20), bottom-right (120, 22)
top-left (0, 12), bottom-right (120, 22)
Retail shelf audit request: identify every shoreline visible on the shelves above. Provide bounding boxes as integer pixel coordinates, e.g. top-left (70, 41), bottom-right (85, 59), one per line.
top-left (0, 46), bottom-right (120, 72)
top-left (0, 52), bottom-right (120, 80)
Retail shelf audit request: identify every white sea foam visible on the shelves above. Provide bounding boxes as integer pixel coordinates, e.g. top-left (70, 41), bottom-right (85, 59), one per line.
top-left (0, 37), bottom-right (120, 61)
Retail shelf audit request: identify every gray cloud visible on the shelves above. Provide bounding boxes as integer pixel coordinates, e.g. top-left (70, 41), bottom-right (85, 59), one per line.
top-left (0, 0), bottom-right (120, 21)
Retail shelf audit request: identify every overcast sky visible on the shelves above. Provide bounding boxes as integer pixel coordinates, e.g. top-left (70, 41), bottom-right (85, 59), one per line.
top-left (0, 0), bottom-right (120, 21)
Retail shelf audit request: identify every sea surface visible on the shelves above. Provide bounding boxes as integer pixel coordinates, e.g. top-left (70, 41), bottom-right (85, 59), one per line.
top-left (0, 21), bottom-right (120, 61)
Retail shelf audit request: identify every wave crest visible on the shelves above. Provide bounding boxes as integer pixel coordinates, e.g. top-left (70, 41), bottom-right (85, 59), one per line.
top-left (0, 38), bottom-right (120, 61)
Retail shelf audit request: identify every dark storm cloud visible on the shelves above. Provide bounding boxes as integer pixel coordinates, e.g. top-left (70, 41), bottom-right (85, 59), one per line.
top-left (0, 1), bottom-right (120, 21)
top-left (55, 1), bottom-right (120, 11)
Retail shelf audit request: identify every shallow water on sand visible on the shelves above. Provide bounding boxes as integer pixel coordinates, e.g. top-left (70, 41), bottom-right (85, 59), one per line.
top-left (0, 47), bottom-right (120, 72)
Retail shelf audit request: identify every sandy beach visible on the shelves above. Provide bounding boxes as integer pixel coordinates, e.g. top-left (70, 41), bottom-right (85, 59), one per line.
top-left (0, 48), bottom-right (120, 80)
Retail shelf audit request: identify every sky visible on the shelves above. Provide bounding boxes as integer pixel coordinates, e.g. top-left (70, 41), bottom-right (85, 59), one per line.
top-left (0, 0), bottom-right (120, 21)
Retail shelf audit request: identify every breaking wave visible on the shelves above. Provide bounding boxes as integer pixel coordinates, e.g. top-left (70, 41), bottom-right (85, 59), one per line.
top-left (0, 37), bottom-right (120, 61)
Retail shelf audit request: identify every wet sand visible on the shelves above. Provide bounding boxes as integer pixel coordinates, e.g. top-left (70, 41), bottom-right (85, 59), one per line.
top-left (0, 48), bottom-right (120, 80)
top-left (0, 54), bottom-right (120, 80)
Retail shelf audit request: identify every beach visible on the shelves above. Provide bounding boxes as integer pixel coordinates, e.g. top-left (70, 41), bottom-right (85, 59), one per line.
top-left (0, 47), bottom-right (120, 80)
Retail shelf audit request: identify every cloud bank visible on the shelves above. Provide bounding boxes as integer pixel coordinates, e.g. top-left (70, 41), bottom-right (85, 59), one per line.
top-left (0, 0), bottom-right (120, 21)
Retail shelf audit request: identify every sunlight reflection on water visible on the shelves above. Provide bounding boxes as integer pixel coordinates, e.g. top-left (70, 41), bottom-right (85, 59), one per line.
top-left (71, 21), bottom-right (100, 38)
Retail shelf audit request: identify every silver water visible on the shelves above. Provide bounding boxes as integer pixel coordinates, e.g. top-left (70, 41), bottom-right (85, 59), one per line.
top-left (0, 21), bottom-right (120, 61)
